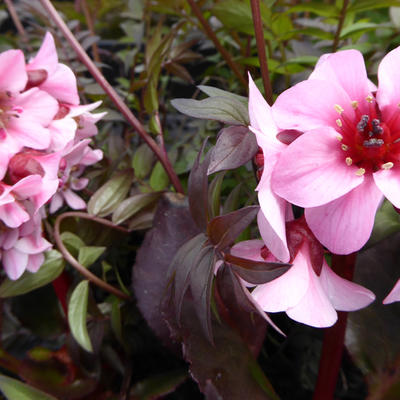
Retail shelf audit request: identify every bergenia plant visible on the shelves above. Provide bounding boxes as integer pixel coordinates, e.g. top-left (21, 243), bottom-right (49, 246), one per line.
top-left (3, 1), bottom-right (400, 400)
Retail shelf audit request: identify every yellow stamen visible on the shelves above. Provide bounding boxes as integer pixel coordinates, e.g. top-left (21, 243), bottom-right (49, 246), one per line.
top-left (341, 144), bottom-right (349, 151)
top-left (366, 95), bottom-right (373, 103)
top-left (382, 162), bottom-right (394, 170)
top-left (336, 119), bottom-right (343, 127)
top-left (346, 157), bottom-right (353, 166)
top-left (351, 101), bottom-right (358, 109)
top-left (336, 135), bottom-right (343, 141)
top-left (355, 168), bottom-right (366, 176)
top-left (334, 104), bottom-right (344, 114)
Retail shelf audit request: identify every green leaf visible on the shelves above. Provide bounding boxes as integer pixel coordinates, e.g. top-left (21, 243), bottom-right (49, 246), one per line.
top-left (223, 183), bottom-right (243, 214)
top-left (78, 246), bottom-right (106, 268)
top-left (208, 171), bottom-right (226, 219)
top-left (171, 96), bottom-right (249, 125)
top-left (348, 0), bottom-right (400, 13)
top-left (0, 250), bottom-right (65, 298)
top-left (197, 85), bottom-right (248, 107)
top-left (340, 22), bottom-right (378, 38)
top-left (0, 373), bottom-right (57, 400)
top-left (87, 170), bottom-right (134, 217)
top-left (68, 280), bottom-right (93, 352)
top-left (287, 2), bottom-right (340, 17)
top-left (390, 6), bottom-right (400, 28)
top-left (61, 231), bottom-right (85, 258)
top-left (132, 143), bottom-right (155, 179)
top-left (112, 192), bottom-right (161, 225)
top-left (149, 162), bottom-right (170, 191)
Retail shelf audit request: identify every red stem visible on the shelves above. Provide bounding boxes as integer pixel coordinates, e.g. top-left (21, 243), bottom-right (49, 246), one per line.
top-left (313, 253), bottom-right (356, 400)
top-left (250, 0), bottom-right (273, 105)
top-left (52, 271), bottom-right (71, 316)
top-left (38, 0), bottom-right (184, 194)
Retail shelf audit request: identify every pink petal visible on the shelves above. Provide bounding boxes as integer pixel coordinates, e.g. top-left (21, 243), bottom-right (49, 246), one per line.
top-left (15, 235), bottom-right (52, 254)
top-left (376, 45), bottom-right (400, 121)
top-left (319, 262), bottom-right (375, 310)
top-left (251, 246), bottom-right (311, 312)
top-left (0, 50), bottom-right (27, 92)
top-left (230, 239), bottom-right (269, 261)
top-left (1, 229), bottom-right (19, 250)
top-left (27, 32), bottom-right (58, 74)
top-left (272, 129), bottom-right (364, 207)
top-left (26, 253), bottom-right (45, 273)
top-left (80, 148), bottom-right (103, 166)
top-left (373, 166), bottom-right (400, 208)
top-left (7, 119), bottom-right (51, 150)
top-left (40, 63), bottom-right (79, 105)
top-left (70, 177), bottom-right (89, 191)
top-left (49, 192), bottom-right (64, 214)
top-left (12, 175), bottom-right (43, 198)
top-left (32, 178), bottom-right (59, 211)
top-left (383, 278), bottom-right (400, 304)
top-left (0, 203), bottom-right (30, 228)
top-left (13, 88), bottom-right (58, 125)
top-left (49, 118), bottom-right (77, 151)
top-left (3, 248), bottom-right (28, 280)
top-left (273, 79), bottom-right (352, 132)
top-left (68, 101), bottom-right (102, 117)
top-left (248, 74), bottom-right (279, 139)
top-left (286, 269), bottom-right (338, 328)
top-left (305, 175), bottom-right (383, 254)
top-left (63, 189), bottom-right (86, 210)
top-left (309, 50), bottom-right (370, 112)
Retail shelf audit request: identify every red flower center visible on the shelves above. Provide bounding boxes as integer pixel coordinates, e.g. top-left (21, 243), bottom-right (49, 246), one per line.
top-left (335, 96), bottom-right (400, 174)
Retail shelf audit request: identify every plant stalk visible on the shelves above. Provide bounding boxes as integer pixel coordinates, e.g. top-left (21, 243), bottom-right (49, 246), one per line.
top-left (332, 0), bottom-right (350, 52)
top-left (312, 252), bottom-right (356, 400)
top-left (54, 212), bottom-right (131, 301)
top-left (38, 0), bottom-right (184, 194)
top-left (250, 0), bottom-right (273, 105)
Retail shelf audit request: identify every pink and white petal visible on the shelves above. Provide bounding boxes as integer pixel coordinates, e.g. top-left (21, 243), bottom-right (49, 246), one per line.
top-left (27, 32), bottom-right (58, 74)
top-left (0, 50), bottom-right (27, 92)
top-left (25, 253), bottom-right (45, 273)
top-left (250, 126), bottom-right (285, 158)
top-left (7, 119), bottom-right (51, 150)
top-left (15, 235), bottom-right (51, 254)
top-left (377, 45), bottom-right (400, 121)
top-left (286, 270), bottom-right (338, 328)
top-left (305, 176), bottom-right (383, 254)
top-left (251, 247), bottom-right (311, 312)
top-left (0, 203), bottom-right (30, 228)
top-left (49, 118), bottom-right (77, 151)
top-left (63, 189), bottom-right (86, 210)
top-left (319, 262), bottom-right (375, 311)
top-left (31, 178), bottom-right (59, 211)
top-left (272, 79), bottom-right (352, 132)
top-left (1, 228), bottom-right (19, 250)
top-left (272, 129), bottom-right (364, 207)
top-left (0, 144), bottom-right (17, 180)
top-left (248, 74), bottom-right (278, 138)
top-left (3, 248), bottom-right (28, 280)
top-left (49, 192), bottom-right (64, 214)
top-left (230, 239), bottom-right (270, 262)
top-left (80, 148), bottom-right (103, 166)
top-left (68, 101), bottom-right (103, 117)
top-left (309, 50), bottom-right (370, 110)
top-left (373, 166), bottom-right (400, 208)
top-left (63, 139), bottom-right (91, 165)
top-left (13, 88), bottom-right (58, 124)
top-left (40, 64), bottom-right (79, 105)
top-left (34, 152), bottom-right (62, 180)
top-left (70, 177), bottom-right (89, 191)
top-left (383, 278), bottom-right (400, 304)
top-left (12, 175), bottom-right (43, 198)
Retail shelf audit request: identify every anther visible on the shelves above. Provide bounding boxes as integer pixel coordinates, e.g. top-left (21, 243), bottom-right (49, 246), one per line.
top-left (336, 135), bottom-right (343, 141)
top-left (351, 101), bottom-right (358, 109)
top-left (355, 168), bottom-right (366, 176)
top-left (336, 119), bottom-right (343, 128)
top-left (366, 95), bottom-right (374, 103)
top-left (363, 138), bottom-right (384, 147)
top-left (334, 104), bottom-right (344, 114)
top-left (346, 157), bottom-right (353, 166)
top-left (382, 162), bottom-right (394, 170)
top-left (341, 144), bottom-right (349, 151)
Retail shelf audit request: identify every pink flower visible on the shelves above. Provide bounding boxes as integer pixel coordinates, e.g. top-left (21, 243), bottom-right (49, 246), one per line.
top-left (248, 74), bottom-right (292, 262)
top-left (231, 239), bottom-right (375, 328)
top-left (269, 48), bottom-right (400, 254)
top-left (26, 32), bottom-right (79, 105)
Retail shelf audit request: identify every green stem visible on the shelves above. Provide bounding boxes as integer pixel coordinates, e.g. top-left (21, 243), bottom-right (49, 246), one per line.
top-left (332, 0), bottom-right (350, 52)
top-left (38, 0), bottom-right (184, 194)
top-left (187, 0), bottom-right (248, 89)
top-left (250, 0), bottom-right (273, 105)
top-left (312, 253), bottom-right (356, 400)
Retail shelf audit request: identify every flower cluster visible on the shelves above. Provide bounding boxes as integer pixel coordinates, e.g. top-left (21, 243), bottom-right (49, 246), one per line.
top-left (245, 48), bottom-right (400, 326)
top-left (0, 33), bottom-right (103, 280)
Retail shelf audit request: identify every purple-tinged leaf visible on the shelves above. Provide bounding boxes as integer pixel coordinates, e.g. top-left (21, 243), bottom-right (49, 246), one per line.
top-left (132, 193), bottom-right (200, 348)
top-left (171, 96), bottom-right (249, 125)
top-left (207, 206), bottom-right (259, 251)
top-left (223, 183), bottom-right (243, 214)
top-left (207, 126), bottom-right (259, 175)
top-left (225, 254), bottom-right (290, 285)
top-left (188, 141), bottom-right (211, 230)
top-left (208, 171), bottom-right (226, 218)
top-left (197, 85), bottom-right (248, 107)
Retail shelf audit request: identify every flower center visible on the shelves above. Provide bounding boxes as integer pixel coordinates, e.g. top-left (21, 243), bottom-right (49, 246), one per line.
top-left (334, 96), bottom-right (400, 174)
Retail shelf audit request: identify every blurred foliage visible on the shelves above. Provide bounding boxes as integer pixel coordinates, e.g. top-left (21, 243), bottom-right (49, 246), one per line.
top-left (1, 0), bottom-right (400, 399)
